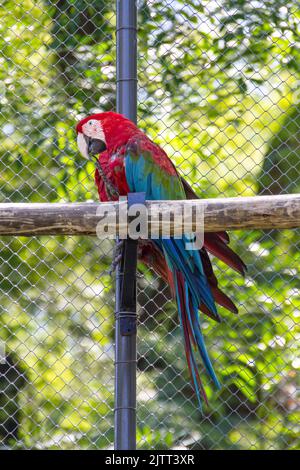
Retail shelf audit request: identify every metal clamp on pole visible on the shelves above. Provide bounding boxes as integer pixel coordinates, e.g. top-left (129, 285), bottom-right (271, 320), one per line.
top-left (118, 192), bottom-right (146, 336)
top-left (115, 0), bottom-right (138, 451)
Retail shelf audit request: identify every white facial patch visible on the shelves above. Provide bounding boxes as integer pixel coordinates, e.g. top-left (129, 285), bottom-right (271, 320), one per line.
top-left (77, 132), bottom-right (89, 159)
top-left (82, 119), bottom-right (106, 143)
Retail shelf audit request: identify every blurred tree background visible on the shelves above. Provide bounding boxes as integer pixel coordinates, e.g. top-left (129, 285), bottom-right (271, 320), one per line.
top-left (0, 0), bottom-right (299, 449)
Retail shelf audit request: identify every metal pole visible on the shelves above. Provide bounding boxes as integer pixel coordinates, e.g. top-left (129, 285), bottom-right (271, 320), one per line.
top-left (115, 0), bottom-right (138, 451)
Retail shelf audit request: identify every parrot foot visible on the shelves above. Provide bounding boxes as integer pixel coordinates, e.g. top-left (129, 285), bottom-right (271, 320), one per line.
top-left (108, 240), bottom-right (142, 278)
top-left (109, 239), bottom-right (125, 275)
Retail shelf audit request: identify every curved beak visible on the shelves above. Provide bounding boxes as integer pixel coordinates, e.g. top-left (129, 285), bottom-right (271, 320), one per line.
top-left (77, 132), bottom-right (107, 159)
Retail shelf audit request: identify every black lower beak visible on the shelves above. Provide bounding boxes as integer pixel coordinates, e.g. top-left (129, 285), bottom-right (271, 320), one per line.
top-left (84, 135), bottom-right (107, 155)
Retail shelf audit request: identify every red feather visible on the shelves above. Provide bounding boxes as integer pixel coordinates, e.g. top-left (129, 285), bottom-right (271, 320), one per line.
top-left (204, 234), bottom-right (246, 276)
top-left (76, 112), bottom-right (247, 406)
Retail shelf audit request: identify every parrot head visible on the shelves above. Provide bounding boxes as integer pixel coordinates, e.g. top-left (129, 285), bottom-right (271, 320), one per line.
top-left (76, 111), bottom-right (138, 159)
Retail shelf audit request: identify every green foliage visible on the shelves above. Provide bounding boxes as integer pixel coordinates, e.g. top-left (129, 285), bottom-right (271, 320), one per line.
top-left (0, 0), bottom-right (299, 450)
top-left (259, 103), bottom-right (300, 195)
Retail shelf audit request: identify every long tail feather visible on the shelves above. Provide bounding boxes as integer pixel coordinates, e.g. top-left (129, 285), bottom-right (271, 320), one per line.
top-left (139, 238), bottom-right (240, 316)
top-left (211, 286), bottom-right (238, 314)
top-left (174, 271), bottom-right (208, 408)
top-left (168, 247), bottom-right (221, 406)
top-left (200, 247), bottom-right (239, 314)
top-left (204, 234), bottom-right (247, 276)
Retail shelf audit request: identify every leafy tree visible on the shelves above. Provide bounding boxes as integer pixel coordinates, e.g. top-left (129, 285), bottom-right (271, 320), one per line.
top-left (259, 103), bottom-right (300, 195)
top-left (0, 0), bottom-right (298, 449)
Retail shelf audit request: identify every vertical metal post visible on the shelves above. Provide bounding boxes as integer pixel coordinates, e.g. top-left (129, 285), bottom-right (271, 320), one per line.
top-left (115, 0), bottom-right (138, 451)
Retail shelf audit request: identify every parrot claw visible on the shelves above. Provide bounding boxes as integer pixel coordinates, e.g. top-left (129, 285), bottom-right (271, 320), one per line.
top-left (109, 240), bottom-right (143, 278)
top-left (109, 239), bottom-right (125, 275)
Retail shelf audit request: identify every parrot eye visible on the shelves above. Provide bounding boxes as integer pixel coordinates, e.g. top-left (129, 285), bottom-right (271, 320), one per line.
top-left (81, 119), bottom-right (105, 146)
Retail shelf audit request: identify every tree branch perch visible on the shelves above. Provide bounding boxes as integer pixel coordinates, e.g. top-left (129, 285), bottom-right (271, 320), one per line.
top-left (0, 194), bottom-right (299, 237)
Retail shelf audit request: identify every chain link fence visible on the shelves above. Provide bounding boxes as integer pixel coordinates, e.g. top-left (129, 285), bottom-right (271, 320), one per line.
top-left (0, 0), bottom-right (299, 450)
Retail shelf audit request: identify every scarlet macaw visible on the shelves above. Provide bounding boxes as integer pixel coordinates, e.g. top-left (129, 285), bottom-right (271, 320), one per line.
top-left (76, 112), bottom-right (246, 406)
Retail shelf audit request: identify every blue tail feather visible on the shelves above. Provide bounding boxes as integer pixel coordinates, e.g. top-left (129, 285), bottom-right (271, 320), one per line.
top-left (161, 237), bottom-right (221, 407)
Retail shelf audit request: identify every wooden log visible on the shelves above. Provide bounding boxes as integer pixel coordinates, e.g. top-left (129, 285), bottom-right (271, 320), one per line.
top-left (0, 194), bottom-right (298, 237)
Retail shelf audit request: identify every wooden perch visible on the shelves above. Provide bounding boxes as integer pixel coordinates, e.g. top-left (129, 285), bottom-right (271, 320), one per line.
top-left (0, 194), bottom-right (299, 237)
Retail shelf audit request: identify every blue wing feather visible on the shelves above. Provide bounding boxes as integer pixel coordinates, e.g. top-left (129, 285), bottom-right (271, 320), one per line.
top-left (125, 142), bottom-right (220, 406)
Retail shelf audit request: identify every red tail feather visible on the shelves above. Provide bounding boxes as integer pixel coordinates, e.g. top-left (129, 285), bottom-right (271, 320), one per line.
top-left (211, 287), bottom-right (238, 314)
top-left (204, 233), bottom-right (246, 276)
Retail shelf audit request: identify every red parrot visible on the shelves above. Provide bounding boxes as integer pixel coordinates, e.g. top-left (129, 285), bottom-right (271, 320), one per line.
top-left (76, 112), bottom-right (246, 407)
